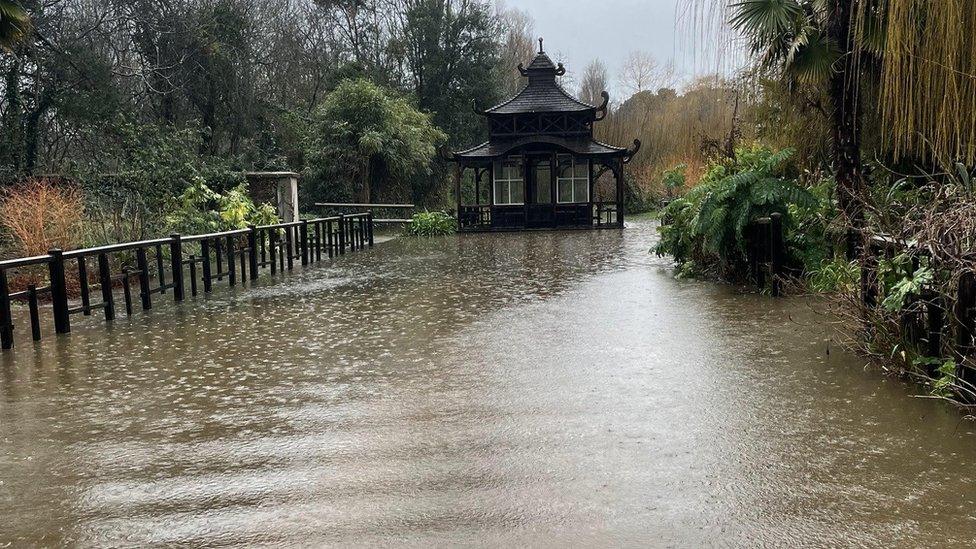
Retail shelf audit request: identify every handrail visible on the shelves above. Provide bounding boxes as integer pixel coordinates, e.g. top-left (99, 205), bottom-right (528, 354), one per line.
top-left (181, 229), bottom-right (250, 243)
top-left (316, 202), bottom-right (414, 209)
top-left (0, 255), bottom-right (53, 270)
top-left (63, 238), bottom-right (172, 259)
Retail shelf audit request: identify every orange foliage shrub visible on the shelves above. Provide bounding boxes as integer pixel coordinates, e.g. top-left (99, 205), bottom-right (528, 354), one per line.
top-left (1, 178), bottom-right (85, 257)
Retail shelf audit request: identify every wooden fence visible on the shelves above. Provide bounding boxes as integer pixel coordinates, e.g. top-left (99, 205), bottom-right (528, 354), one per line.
top-left (0, 212), bottom-right (374, 351)
top-left (858, 232), bottom-right (976, 380)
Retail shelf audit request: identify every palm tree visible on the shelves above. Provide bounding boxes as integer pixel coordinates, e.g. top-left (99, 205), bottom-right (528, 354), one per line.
top-left (727, 0), bottom-right (873, 230)
top-left (0, 0), bottom-right (30, 52)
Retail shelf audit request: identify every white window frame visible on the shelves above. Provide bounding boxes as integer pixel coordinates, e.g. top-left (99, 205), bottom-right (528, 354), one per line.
top-left (493, 158), bottom-right (525, 206)
top-left (556, 156), bottom-right (590, 204)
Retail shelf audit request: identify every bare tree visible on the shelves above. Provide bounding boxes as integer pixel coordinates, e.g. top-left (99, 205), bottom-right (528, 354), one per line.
top-left (578, 58), bottom-right (608, 106)
top-left (619, 50), bottom-right (663, 96)
top-left (494, 2), bottom-right (534, 96)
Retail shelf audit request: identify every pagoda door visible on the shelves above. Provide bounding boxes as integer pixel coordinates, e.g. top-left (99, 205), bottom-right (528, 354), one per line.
top-left (526, 157), bottom-right (555, 228)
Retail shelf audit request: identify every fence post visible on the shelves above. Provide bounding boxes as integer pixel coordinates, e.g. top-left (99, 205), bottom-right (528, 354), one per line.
top-left (338, 215), bottom-right (346, 255)
top-left (226, 234), bottom-right (236, 286)
top-left (269, 229), bottom-right (278, 275)
top-left (769, 213), bottom-right (784, 297)
top-left (248, 226), bottom-right (259, 280)
top-left (286, 226), bottom-right (295, 270)
top-left (747, 223), bottom-right (759, 287)
top-left (367, 211), bottom-right (375, 247)
top-left (136, 247), bottom-right (152, 310)
top-left (861, 251), bottom-right (878, 309)
top-left (170, 234), bottom-right (185, 302)
top-left (201, 239), bottom-right (213, 293)
top-left (78, 257), bottom-right (91, 315)
top-left (155, 243), bottom-right (166, 294)
top-left (0, 269), bottom-right (13, 349)
top-left (27, 285), bottom-right (40, 342)
top-left (300, 220), bottom-right (310, 266)
top-left (956, 272), bottom-right (976, 360)
top-left (98, 252), bottom-right (115, 321)
top-left (314, 222), bottom-right (323, 261)
top-left (926, 291), bottom-right (944, 373)
top-left (188, 256), bottom-right (198, 297)
top-left (327, 220), bottom-right (335, 258)
top-left (48, 249), bottom-right (70, 334)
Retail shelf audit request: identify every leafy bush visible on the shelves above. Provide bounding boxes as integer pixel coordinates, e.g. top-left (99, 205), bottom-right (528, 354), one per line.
top-left (164, 177), bottom-right (280, 235)
top-left (662, 163), bottom-right (687, 199)
top-left (807, 258), bottom-right (859, 293)
top-left (408, 211), bottom-right (455, 237)
top-left (656, 145), bottom-right (821, 279)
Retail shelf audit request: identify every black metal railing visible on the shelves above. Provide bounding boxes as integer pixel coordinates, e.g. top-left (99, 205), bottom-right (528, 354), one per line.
top-left (0, 212), bottom-right (374, 350)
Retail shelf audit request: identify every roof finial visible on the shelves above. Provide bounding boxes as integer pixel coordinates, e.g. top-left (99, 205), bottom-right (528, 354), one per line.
top-left (538, 37), bottom-right (544, 54)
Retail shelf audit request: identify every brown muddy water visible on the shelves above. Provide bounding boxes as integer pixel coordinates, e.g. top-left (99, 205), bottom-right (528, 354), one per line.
top-left (2, 220), bottom-right (976, 547)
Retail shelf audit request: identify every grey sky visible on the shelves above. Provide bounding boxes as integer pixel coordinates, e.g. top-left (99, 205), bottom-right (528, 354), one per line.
top-left (501, 0), bottom-right (699, 95)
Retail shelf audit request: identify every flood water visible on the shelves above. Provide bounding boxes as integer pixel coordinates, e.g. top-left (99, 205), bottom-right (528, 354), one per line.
top-left (2, 220), bottom-right (976, 547)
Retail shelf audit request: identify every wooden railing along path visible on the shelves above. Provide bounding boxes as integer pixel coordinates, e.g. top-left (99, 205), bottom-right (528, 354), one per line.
top-left (0, 212), bottom-right (375, 350)
top-left (316, 203), bottom-right (416, 225)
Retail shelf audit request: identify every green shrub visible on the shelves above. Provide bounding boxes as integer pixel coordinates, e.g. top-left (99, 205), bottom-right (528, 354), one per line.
top-left (164, 177), bottom-right (280, 235)
top-left (656, 145), bottom-right (822, 279)
top-left (408, 211), bottom-right (455, 237)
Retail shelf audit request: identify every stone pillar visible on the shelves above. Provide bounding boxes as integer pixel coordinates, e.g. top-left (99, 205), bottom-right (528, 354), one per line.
top-left (275, 175), bottom-right (299, 222)
top-left (245, 172), bottom-right (300, 222)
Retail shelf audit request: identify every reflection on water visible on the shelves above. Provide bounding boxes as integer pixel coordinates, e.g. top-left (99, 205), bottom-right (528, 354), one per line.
top-left (2, 221), bottom-right (976, 546)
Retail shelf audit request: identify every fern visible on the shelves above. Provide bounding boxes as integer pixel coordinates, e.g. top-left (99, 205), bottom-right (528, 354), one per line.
top-left (656, 144), bottom-right (824, 278)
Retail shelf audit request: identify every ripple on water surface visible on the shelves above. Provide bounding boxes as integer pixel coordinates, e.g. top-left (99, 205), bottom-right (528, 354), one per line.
top-left (1, 221), bottom-right (976, 547)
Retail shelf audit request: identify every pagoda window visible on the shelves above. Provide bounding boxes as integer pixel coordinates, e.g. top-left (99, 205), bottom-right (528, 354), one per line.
top-left (556, 155), bottom-right (590, 204)
top-left (493, 158), bottom-right (525, 205)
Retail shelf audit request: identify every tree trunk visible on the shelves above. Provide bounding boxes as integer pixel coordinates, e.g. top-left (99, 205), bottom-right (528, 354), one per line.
top-left (361, 159), bottom-right (372, 204)
top-left (827, 0), bottom-right (865, 232)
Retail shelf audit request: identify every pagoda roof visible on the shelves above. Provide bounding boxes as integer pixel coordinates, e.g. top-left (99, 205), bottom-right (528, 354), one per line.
top-left (483, 41), bottom-right (597, 115)
top-left (454, 136), bottom-right (631, 160)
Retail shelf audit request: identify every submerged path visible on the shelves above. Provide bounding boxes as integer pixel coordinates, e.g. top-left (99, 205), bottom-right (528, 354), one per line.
top-left (2, 221), bottom-right (976, 546)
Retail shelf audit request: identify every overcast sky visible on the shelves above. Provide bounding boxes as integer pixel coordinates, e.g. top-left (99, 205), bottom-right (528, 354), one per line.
top-left (501, 0), bottom-right (701, 95)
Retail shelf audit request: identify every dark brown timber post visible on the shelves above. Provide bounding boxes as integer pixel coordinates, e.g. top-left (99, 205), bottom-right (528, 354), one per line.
top-left (248, 226), bottom-right (259, 281)
top-left (189, 256), bottom-right (198, 297)
top-left (0, 269), bottom-right (13, 349)
top-left (770, 213), bottom-right (784, 297)
top-left (121, 269), bottom-right (133, 316)
top-left (286, 226), bottom-right (295, 270)
top-left (367, 211), bottom-right (375, 247)
top-left (314, 222), bottom-right (323, 261)
top-left (170, 234), bottom-right (185, 302)
top-left (226, 234), bottom-right (236, 286)
top-left (926, 291), bottom-right (944, 374)
top-left (27, 285), bottom-right (40, 342)
top-left (301, 220), bottom-right (310, 266)
top-left (97, 252), bottom-right (115, 321)
top-left (155, 244), bottom-right (166, 294)
top-left (327, 220), bottom-right (335, 258)
top-left (78, 257), bottom-right (91, 315)
top-left (201, 239), bottom-right (213, 293)
top-left (136, 247), bottom-right (152, 310)
top-left (956, 272), bottom-right (976, 360)
top-left (269, 229), bottom-right (278, 275)
top-left (338, 215), bottom-right (346, 255)
top-left (48, 249), bottom-right (70, 334)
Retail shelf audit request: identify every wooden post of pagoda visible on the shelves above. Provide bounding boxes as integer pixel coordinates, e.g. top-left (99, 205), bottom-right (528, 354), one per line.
top-left (455, 164), bottom-right (463, 232)
top-left (616, 159), bottom-right (625, 228)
